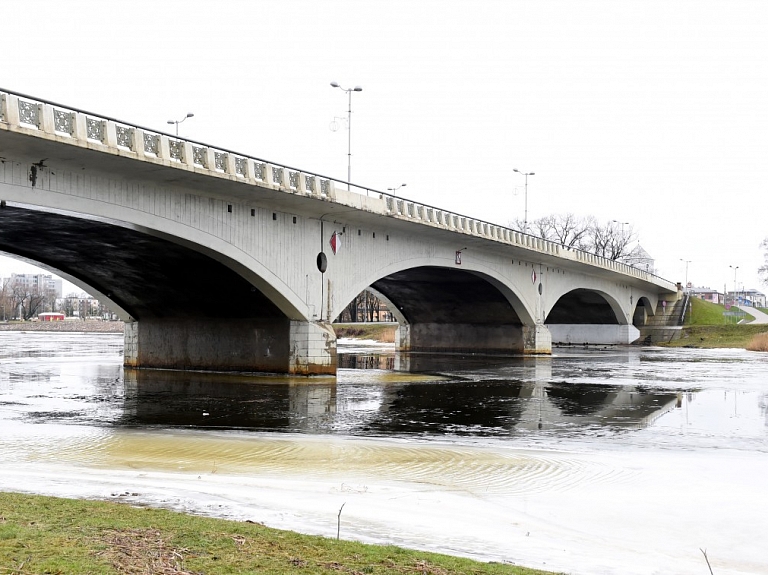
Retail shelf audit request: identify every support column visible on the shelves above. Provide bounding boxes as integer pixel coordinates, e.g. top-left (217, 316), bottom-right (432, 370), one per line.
top-left (124, 318), bottom-right (337, 375)
top-left (522, 324), bottom-right (552, 354)
top-left (395, 322), bottom-right (527, 354)
top-left (288, 320), bottom-right (337, 375)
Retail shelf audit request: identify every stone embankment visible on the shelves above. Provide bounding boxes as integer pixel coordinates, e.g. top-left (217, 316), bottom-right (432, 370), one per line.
top-left (0, 320), bottom-right (124, 333)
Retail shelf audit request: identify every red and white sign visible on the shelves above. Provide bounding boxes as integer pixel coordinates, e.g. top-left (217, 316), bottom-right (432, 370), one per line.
top-left (455, 250), bottom-right (462, 265)
top-left (531, 269), bottom-right (537, 284)
top-left (329, 231), bottom-right (341, 255)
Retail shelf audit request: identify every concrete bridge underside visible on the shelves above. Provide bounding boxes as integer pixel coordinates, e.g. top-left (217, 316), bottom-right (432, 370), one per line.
top-left (0, 205), bottom-right (328, 374)
top-left (370, 267), bottom-right (527, 353)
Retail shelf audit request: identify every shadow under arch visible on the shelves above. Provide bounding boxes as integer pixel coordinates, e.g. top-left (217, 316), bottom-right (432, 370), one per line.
top-left (336, 265), bottom-right (534, 354)
top-left (544, 288), bottom-right (642, 345)
top-left (632, 296), bottom-right (655, 327)
top-left (545, 288), bottom-right (624, 325)
top-left (0, 203), bottom-right (306, 322)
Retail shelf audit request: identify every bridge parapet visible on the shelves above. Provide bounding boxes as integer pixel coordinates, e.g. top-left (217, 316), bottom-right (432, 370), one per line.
top-left (0, 88), bottom-right (676, 293)
top-left (0, 90), bottom-right (338, 203)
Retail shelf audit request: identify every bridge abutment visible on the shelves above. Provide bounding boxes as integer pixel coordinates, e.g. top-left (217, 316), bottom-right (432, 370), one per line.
top-left (547, 324), bottom-right (640, 346)
top-left (396, 323), bottom-right (552, 355)
top-left (124, 319), bottom-right (336, 375)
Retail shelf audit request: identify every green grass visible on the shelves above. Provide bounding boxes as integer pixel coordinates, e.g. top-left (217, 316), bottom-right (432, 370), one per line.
top-left (0, 493), bottom-right (555, 575)
top-left (659, 297), bottom-right (766, 348)
top-left (664, 323), bottom-right (768, 348)
top-left (685, 297), bottom-right (755, 325)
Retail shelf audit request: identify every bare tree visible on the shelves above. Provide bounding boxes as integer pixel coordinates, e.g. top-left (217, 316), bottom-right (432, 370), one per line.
top-left (510, 213), bottom-right (635, 261)
top-left (8, 282), bottom-right (56, 320)
top-left (550, 213), bottom-right (594, 249)
top-left (0, 280), bottom-right (12, 321)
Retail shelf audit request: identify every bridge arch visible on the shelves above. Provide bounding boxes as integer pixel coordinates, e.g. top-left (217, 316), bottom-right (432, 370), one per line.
top-left (544, 288), bottom-right (641, 346)
top-left (632, 296), bottom-right (655, 327)
top-left (334, 260), bottom-right (538, 354)
top-left (333, 258), bottom-right (536, 326)
top-left (0, 202), bottom-right (308, 322)
top-left (545, 288), bottom-right (625, 325)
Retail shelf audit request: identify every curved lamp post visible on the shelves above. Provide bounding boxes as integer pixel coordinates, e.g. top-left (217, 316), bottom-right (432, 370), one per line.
top-left (331, 81), bottom-right (363, 190)
top-left (387, 183), bottom-right (406, 196)
top-left (167, 112), bottom-right (194, 136)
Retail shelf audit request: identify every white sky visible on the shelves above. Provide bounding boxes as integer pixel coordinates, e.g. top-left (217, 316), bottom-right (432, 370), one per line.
top-left (2, 0), bottom-right (767, 294)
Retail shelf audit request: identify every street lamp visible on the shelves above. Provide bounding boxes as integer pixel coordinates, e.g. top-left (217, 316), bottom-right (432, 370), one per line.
top-left (167, 112), bottom-right (194, 136)
top-left (680, 259), bottom-right (691, 290)
top-left (730, 265), bottom-right (739, 306)
top-left (387, 183), bottom-right (406, 196)
top-left (612, 220), bottom-right (630, 232)
top-left (331, 81), bottom-right (363, 190)
top-left (513, 169), bottom-right (535, 233)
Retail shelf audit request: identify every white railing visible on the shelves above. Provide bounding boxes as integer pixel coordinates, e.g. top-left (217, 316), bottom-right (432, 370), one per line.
top-left (0, 88), bottom-right (676, 290)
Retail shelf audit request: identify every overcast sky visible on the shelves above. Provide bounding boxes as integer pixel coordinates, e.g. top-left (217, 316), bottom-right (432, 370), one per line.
top-left (2, 0), bottom-right (767, 295)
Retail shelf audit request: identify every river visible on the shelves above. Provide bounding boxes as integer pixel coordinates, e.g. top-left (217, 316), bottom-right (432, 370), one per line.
top-left (0, 331), bottom-right (766, 575)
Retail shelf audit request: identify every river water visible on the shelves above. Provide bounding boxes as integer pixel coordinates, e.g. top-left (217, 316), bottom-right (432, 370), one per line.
top-left (0, 332), bottom-right (766, 575)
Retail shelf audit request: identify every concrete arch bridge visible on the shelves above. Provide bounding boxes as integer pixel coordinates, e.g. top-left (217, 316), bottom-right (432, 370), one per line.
top-left (0, 89), bottom-right (678, 375)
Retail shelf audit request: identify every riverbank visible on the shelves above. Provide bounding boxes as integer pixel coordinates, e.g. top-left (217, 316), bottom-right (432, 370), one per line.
top-left (0, 492), bottom-right (553, 575)
top-left (333, 322), bottom-right (398, 342)
top-left (658, 324), bottom-right (768, 349)
top-left (0, 320), bottom-right (124, 333)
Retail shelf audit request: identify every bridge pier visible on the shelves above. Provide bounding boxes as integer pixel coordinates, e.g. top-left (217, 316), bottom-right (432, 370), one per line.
top-left (124, 319), bottom-right (336, 375)
top-left (396, 323), bottom-right (552, 355)
top-left (522, 324), bottom-right (552, 354)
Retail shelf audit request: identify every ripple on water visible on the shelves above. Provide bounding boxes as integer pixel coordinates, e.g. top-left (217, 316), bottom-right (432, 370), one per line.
top-left (47, 430), bottom-right (639, 496)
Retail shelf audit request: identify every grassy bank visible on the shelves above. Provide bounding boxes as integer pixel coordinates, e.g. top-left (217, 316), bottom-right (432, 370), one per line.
top-left (0, 493), bottom-right (553, 575)
top-left (333, 322), bottom-right (397, 343)
top-left (662, 298), bottom-right (767, 348)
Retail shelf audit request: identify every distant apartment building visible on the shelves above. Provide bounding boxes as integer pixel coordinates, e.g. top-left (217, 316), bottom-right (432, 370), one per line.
top-left (59, 294), bottom-right (116, 319)
top-left (2, 273), bottom-right (63, 298)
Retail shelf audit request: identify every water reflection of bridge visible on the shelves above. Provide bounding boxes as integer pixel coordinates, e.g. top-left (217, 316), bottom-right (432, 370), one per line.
top-left (123, 357), bottom-right (679, 435)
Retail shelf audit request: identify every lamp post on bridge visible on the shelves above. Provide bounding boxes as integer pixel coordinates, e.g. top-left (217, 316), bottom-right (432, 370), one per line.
top-left (167, 112), bottom-right (194, 136)
top-left (331, 81), bottom-right (363, 190)
top-left (513, 169), bottom-right (535, 234)
top-left (612, 220), bottom-right (629, 232)
top-left (387, 183), bottom-right (406, 196)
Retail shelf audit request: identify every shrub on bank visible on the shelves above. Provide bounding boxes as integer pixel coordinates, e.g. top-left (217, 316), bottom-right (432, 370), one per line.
top-left (746, 332), bottom-right (768, 352)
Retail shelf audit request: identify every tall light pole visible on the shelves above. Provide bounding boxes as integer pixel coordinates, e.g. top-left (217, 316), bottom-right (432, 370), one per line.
top-left (513, 169), bottom-right (535, 233)
top-left (612, 220), bottom-right (629, 233)
top-left (331, 81), bottom-right (363, 190)
top-left (680, 258), bottom-right (691, 290)
top-left (167, 112), bottom-right (194, 136)
top-left (387, 183), bottom-right (406, 196)
top-left (730, 265), bottom-right (739, 306)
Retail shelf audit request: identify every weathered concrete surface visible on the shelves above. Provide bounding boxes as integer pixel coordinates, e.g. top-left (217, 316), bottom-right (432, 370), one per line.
top-left (549, 324), bottom-right (641, 345)
top-left (124, 319), bottom-right (336, 375)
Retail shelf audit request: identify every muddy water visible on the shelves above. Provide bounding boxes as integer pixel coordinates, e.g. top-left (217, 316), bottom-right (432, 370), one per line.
top-left (1, 332), bottom-right (767, 575)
